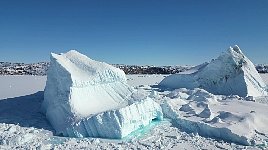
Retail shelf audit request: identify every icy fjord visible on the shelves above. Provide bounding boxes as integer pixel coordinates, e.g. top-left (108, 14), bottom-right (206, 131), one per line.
top-left (159, 45), bottom-right (267, 97)
top-left (41, 50), bottom-right (163, 138)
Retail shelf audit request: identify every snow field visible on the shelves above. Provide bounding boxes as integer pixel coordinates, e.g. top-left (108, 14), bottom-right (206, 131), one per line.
top-left (0, 74), bottom-right (268, 149)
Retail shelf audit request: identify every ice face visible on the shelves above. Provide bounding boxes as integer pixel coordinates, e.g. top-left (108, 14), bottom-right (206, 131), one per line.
top-left (64, 98), bottom-right (163, 138)
top-left (42, 50), bottom-right (132, 118)
top-left (41, 50), bottom-right (163, 138)
top-left (159, 46), bottom-right (267, 97)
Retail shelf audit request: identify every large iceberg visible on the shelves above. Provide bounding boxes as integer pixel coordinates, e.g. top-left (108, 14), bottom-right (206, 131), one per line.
top-left (159, 45), bottom-right (267, 97)
top-left (41, 50), bottom-right (163, 138)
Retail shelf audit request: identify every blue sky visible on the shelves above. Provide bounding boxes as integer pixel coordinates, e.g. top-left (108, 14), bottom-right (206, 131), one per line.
top-left (0, 0), bottom-right (267, 65)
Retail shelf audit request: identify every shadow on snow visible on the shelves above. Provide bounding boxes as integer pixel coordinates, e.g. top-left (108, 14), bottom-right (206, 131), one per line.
top-left (0, 91), bottom-right (55, 134)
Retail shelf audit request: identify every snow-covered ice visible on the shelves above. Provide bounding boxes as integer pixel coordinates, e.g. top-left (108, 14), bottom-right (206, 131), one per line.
top-left (1, 46), bottom-right (268, 149)
top-left (0, 73), bottom-right (268, 149)
top-left (41, 50), bottom-right (163, 138)
top-left (0, 75), bottom-right (46, 100)
top-left (162, 88), bottom-right (268, 146)
top-left (159, 45), bottom-right (267, 97)
top-left (157, 45), bottom-right (268, 146)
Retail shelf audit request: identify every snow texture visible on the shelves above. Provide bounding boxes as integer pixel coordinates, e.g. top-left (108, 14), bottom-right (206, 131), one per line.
top-left (0, 76), bottom-right (46, 100)
top-left (161, 88), bottom-right (268, 146)
top-left (159, 45), bottom-right (267, 97)
top-left (41, 50), bottom-right (163, 138)
top-left (1, 74), bottom-right (268, 149)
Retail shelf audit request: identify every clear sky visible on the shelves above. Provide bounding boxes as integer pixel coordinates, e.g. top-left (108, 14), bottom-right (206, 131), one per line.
top-left (0, 0), bottom-right (267, 66)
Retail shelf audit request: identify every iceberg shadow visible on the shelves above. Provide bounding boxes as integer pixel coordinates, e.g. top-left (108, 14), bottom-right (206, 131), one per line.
top-left (0, 91), bottom-right (55, 134)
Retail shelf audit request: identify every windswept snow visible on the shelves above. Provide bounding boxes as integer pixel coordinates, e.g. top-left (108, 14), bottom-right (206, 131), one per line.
top-left (42, 50), bottom-right (163, 138)
top-left (159, 45), bottom-right (267, 97)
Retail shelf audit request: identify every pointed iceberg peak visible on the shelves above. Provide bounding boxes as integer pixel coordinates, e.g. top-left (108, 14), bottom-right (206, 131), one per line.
top-left (233, 45), bottom-right (241, 52)
top-left (159, 45), bottom-right (267, 97)
top-left (228, 45), bottom-right (243, 55)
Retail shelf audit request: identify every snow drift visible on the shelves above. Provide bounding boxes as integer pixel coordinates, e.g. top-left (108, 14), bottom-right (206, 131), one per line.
top-left (41, 50), bottom-right (163, 138)
top-left (159, 45), bottom-right (267, 97)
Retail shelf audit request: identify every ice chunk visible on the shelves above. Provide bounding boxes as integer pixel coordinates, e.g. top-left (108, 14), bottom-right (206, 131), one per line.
top-left (159, 45), bottom-right (267, 97)
top-left (41, 50), bottom-right (163, 138)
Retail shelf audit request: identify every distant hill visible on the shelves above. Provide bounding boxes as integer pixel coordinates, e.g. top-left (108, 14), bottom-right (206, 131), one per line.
top-left (0, 62), bottom-right (267, 76)
top-left (0, 62), bottom-right (49, 76)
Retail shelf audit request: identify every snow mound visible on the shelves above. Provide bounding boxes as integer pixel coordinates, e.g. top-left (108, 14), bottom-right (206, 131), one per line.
top-left (162, 88), bottom-right (268, 145)
top-left (41, 50), bottom-right (163, 138)
top-left (159, 45), bottom-right (267, 97)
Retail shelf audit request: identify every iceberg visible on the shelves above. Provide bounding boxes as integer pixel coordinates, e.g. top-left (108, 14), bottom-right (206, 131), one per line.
top-left (41, 50), bottom-right (163, 138)
top-left (159, 45), bottom-right (267, 97)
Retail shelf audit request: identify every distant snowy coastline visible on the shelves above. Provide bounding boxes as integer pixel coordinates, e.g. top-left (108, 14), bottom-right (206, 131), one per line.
top-left (0, 62), bottom-right (267, 75)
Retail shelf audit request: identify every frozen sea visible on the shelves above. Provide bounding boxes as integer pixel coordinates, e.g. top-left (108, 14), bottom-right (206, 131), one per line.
top-left (0, 74), bottom-right (267, 149)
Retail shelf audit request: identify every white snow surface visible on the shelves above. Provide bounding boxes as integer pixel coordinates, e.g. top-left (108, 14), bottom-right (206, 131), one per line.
top-left (162, 88), bottom-right (268, 146)
top-left (0, 75), bottom-right (46, 100)
top-left (41, 50), bottom-right (163, 138)
top-left (159, 45), bottom-right (268, 97)
top-left (0, 74), bottom-right (268, 149)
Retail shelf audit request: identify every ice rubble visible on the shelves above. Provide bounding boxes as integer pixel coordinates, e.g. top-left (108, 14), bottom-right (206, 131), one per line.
top-left (159, 45), bottom-right (268, 146)
top-left (162, 88), bottom-right (268, 145)
top-left (41, 50), bottom-right (163, 138)
top-left (159, 45), bottom-right (267, 97)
